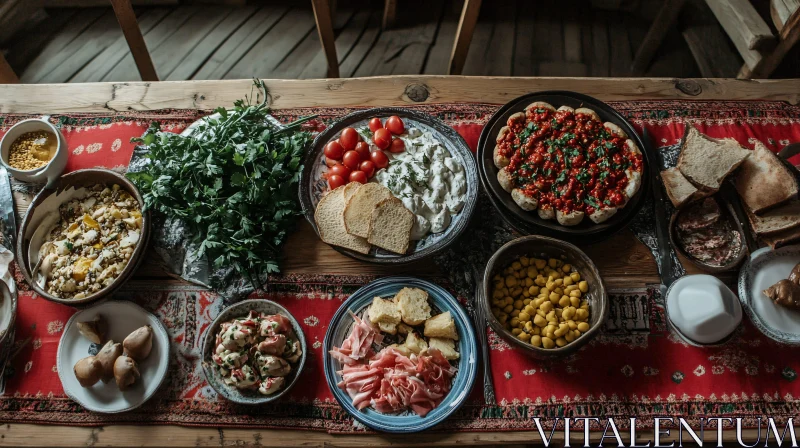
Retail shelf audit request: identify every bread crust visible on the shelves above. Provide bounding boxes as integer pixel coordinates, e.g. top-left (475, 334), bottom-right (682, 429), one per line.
top-left (525, 101), bottom-right (556, 113)
top-left (511, 188), bottom-right (538, 211)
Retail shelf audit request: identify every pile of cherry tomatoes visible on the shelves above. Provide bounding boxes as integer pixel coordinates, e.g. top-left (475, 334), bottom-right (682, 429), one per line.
top-left (324, 115), bottom-right (406, 189)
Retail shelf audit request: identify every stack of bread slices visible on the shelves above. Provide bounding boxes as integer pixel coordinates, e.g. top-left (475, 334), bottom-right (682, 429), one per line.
top-left (661, 124), bottom-right (800, 247)
top-left (315, 182), bottom-right (414, 255)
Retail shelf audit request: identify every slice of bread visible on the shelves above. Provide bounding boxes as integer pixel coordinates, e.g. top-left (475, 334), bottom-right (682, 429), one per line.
top-left (676, 125), bottom-right (751, 192)
top-left (762, 224), bottom-right (800, 249)
top-left (423, 311), bottom-right (458, 340)
top-left (378, 322), bottom-right (398, 335)
top-left (734, 141), bottom-right (798, 214)
top-left (314, 186), bottom-right (371, 254)
top-left (367, 296), bottom-right (401, 325)
top-left (367, 197), bottom-right (414, 255)
top-left (396, 323), bottom-right (414, 335)
top-left (746, 199), bottom-right (800, 235)
top-left (394, 287), bottom-right (431, 325)
top-left (427, 337), bottom-right (459, 361)
top-left (343, 182), bottom-right (361, 202)
top-left (661, 167), bottom-right (711, 208)
top-left (343, 183), bottom-right (393, 238)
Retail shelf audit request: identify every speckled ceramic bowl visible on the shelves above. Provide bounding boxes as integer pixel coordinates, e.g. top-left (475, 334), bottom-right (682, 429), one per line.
top-left (299, 108), bottom-right (478, 264)
top-left (323, 276), bottom-right (477, 433)
top-left (201, 299), bottom-right (306, 405)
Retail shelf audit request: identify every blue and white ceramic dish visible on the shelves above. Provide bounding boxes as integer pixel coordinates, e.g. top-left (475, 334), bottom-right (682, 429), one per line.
top-left (323, 276), bottom-right (477, 433)
top-left (202, 299), bottom-right (307, 405)
top-left (738, 245), bottom-right (800, 345)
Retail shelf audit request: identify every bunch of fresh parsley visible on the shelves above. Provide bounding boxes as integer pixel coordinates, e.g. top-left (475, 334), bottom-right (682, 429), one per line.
top-left (128, 79), bottom-right (315, 288)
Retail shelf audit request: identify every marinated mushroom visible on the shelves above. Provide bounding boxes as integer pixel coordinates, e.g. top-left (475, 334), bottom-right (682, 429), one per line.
top-left (96, 340), bottom-right (123, 383)
top-left (113, 356), bottom-right (140, 390)
top-left (789, 262), bottom-right (800, 285)
top-left (123, 325), bottom-right (153, 361)
top-left (764, 279), bottom-right (800, 309)
top-left (74, 356), bottom-right (103, 387)
top-left (76, 314), bottom-right (108, 344)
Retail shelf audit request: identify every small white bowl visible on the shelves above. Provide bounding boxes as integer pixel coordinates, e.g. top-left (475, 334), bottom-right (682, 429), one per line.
top-left (666, 274), bottom-right (742, 345)
top-left (0, 116), bottom-right (67, 186)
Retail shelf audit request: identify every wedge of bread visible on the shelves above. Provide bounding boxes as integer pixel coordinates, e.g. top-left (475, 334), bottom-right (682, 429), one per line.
top-left (762, 224), bottom-right (800, 249)
top-left (368, 297), bottom-right (401, 325)
top-left (661, 167), bottom-right (711, 208)
top-left (403, 332), bottom-right (428, 355)
top-left (314, 186), bottom-right (371, 254)
top-left (734, 141), bottom-right (798, 214)
top-left (746, 199), bottom-right (800, 235)
top-left (427, 337), bottom-right (459, 361)
top-left (343, 183), bottom-right (394, 238)
top-left (676, 125), bottom-right (751, 192)
top-left (394, 287), bottom-right (431, 325)
top-left (367, 197), bottom-right (414, 255)
top-left (423, 311), bottom-right (458, 340)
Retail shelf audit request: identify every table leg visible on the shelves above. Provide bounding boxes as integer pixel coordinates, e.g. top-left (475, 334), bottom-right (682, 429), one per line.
top-left (0, 53), bottom-right (18, 84)
top-left (448, 0), bottom-right (482, 75)
top-left (311, 0), bottom-right (340, 78)
top-left (630, 0), bottom-right (687, 76)
top-left (109, 0), bottom-right (158, 82)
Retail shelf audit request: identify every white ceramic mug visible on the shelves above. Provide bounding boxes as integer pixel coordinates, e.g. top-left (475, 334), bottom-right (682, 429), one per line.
top-left (0, 116), bottom-right (67, 186)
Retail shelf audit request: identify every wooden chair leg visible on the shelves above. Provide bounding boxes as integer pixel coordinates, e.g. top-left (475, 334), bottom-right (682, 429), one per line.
top-left (109, 0), bottom-right (158, 81)
top-left (0, 53), bottom-right (19, 84)
top-left (311, 0), bottom-right (340, 78)
top-left (448, 0), bottom-right (482, 75)
top-left (738, 7), bottom-right (800, 78)
top-left (630, 0), bottom-right (687, 76)
top-left (383, 0), bottom-right (397, 29)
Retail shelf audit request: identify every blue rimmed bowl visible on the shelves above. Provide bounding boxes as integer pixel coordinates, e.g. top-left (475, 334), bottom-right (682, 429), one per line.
top-left (323, 276), bottom-right (477, 433)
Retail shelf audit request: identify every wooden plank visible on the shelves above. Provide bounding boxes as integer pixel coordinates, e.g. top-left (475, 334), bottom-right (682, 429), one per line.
top-left (705, 0), bottom-right (768, 69)
top-left (382, 0), bottom-right (397, 29)
top-left (70, 8), bottom-right (170, 83)
top-left (36, 11), bottom-right (125, 84)
top-left (708, 0), bottom-right (775, 51)
top-left (538, 61), bottom-right (588, 76)
top-left (645, 30), bottom-right (702, 77)
top-left (300, 8), bottom-right (368, 79)
top-left (481, 0), bottom-right (515, 76)
top-left (102, 6), bottom-right (201, 82)
top-left (110, 0), bottom-right (159, 81)
top-left (447, 0), bottom-right (482, 75)
top-left (165, 6), bottom-right (257, 81)
top-left (771, 0), bottom-right (800, 32)
top-left (609, 15), bottom-right (632, 76)
top-left (683, 24), bottom-right (742, 77)
top-left (512, 2), bottom-right (535, 76)
top-left (589, 12), bottom-right (610, 76)
top-left (423, 1), bottom-right (459, 74)
top-left (390, 0), bottom-right (446, 74)
top-left (224, 7), bottom-right (317, 80)
top-left (19, 8), bottom-right (105, 83)
top-left (1, 77), bottom-right (799, 115)
top-left (4, 9), bottom-right (78, 72)
top-left (460, 4), bottom-right (492, 75)
top-left (563, 10), bottom-right (582, 63)
top-left (336, 9), bottom-right (381, 77)
top-left (0, 0), bottom-right (43, 45)
top-left (630, 0), bottom-right (685, 76)
top-left (311, 0), bottom-right (340, 77)
top-left (738, 5), bottom-right (800, 78)
top-left (532, 2), bottom-right (563, 62)
top-left (192, 5), bottom-right (289, 80)
top-left (272, 12), bottom-right (348, 79)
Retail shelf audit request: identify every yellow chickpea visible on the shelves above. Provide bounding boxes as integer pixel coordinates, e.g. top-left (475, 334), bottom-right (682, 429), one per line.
top-left (530, 335), bottom-right (543, 347)
top-left (527, 267), bottom-right (537, 278)
top-left (506, 276), bottom-right (517, 287)
top-left (562, 264), bottom-right (572, 273)
top-left (562, 307), bottom-right (574, 320)
top-left (548, 258), bottom-right (558, 268)
top-left (575, 309), bottom-right (589, 321)
top-left (563, 277), bottom-right (573, 287)
top-left (539, 301), bottom-right (553, 313)
top-left (523, 298), bottom-right (532, 306)
top-left (570, 272), bottom-right (581, 282)
top-left (546, 310), bottom-right (556, 322)
top-left (577, 322), bottom-right (590, 332)
top-left (524, 305), bottom-right (535, 315)
top-left (529, 286), bottom-right (539, 296)
top-left (525, 277), bottom-right (534, 287)
top-left (520, 256), bottom-right (530, 266)
top-left (512, 328), bottom-right (522, 336)
top-left (503, 304), bottom-right (513, 314)
top-left (525, 321), bottom-right (534, 332)
top-left (518, 311), bottom-right (531, 322)
top-left (513, 299), bottom-right (524, 310)
top-left (518, 332), bottom-right (531, 342)
top-left (555, 337), bottom-right (567, 347)
top-left (564, 331), bottom-right (575, 342)
top-left (535, 276), bottom-right (547, 286)
top-left (511, 309), bottom-right (520, 317)
top-left (533, 314), bottom-right (547, 327)
top-left (564, 285), bottom-right (576, 293)
top-left (542, 337), bottom-right (555, 349)
top-left (548, 292), bottom-right (559, 302)
top-left (512, 261), bottom-right (522, 270)
top-left (530, 326), bottom-right (541, 336)
top-left (554, 278), bottom-right (563, 287)
top-left (569, 290), bottom-right (582, 298)
top-left (510, 316), bottom-right (520, 326)
top-left (558, 296), bottom-right (570, 307)
top-left (567, 320), bottom-right (577, 330)
top-left (570, 296), bottom-right (581, 307)
top-left (545, 280), bottom-right (555, 290)
top-left (536, 309), bottom-right (545, 317)
top-left (579, 281), bottom-right (589, 293)
top-left (534, 258), bottom-right (546, 269)
top-left (554, 287), bottom-right (564, 296)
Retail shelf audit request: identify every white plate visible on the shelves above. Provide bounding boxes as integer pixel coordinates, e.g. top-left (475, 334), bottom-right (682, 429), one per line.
top-left (738, 245), bottom-right (800, 344)
top-left (56, 300), bottom-right (170, 413)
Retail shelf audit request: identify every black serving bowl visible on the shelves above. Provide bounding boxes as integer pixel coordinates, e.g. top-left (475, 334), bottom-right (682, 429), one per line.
top-left (299, 107), bottom-right (479, 264)
top-left (477, 91), bottom-right (651, 245)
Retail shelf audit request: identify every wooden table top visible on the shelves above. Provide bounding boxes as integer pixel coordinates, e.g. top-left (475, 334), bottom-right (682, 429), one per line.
top-left (0, 76), bottom-right (797, 447)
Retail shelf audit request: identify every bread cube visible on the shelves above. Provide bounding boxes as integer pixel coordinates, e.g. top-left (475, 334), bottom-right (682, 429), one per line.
top-left (397, 323), bottom-right (414, 335)
top-left (423, 311), bottom-right (458, 340)
top-left (378, 321), bottom-right (398, 335)
top-left (428, 337), bottom-right (460, 361)
top-left (394, 287), bottom-right (432, 325)
top-left (403, 332), bottom-right (428, 355)
top-left (368, 297), bottom-right (401, 325)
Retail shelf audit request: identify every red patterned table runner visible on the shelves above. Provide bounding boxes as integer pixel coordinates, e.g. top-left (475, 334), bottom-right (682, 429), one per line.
top-left (0, 101), bottom-right (799, 433)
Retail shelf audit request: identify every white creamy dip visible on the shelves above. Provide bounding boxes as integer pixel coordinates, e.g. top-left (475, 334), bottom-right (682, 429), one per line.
top-left (372, 126), bottom-right (467, 239)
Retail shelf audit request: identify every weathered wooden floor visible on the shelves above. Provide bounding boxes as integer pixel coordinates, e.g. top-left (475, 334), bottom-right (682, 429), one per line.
top-left (5, 0), bottom-right (703, 83)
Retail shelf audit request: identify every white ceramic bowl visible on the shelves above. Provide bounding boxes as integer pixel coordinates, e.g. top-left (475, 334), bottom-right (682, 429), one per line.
top-left (666, 274), bottom-right (742, 345)
top-left (0, 117), bottom-right (67, 186)
top-left (56, 300), bottom-right (170, 413)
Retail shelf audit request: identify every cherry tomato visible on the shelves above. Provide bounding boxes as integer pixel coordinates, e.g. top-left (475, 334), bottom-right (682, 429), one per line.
top-left (349, 170), bottom-right (368, 184)
top-left (369, 118), bottom-right (383, 132)
top-left (354, 141), bottom-right (370, 160)
top-left (373, 128), bottom-right (392, 150)
top-left (342, 150), bottom-right (362, 170)
top-left (359, 160), bottom-right (376, 178)
top-left (389, 138), bottom-right (405, 153)
top-left (328, 163), bottom-right (351, 179)
top-left (385, 115), bottom-right (405, 135)
top-left (370, 150), bottom-right (389, 169)
top-left (328, 174), bottom-right (346, 189)
top-left (339, 128), bottom-right (360, 151)
top-left (324, 141), bottom-right (344, 160)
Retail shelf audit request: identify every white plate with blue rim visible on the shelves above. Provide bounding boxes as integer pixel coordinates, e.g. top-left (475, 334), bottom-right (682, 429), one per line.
top-left (323, 276), bottom-right (477, 433)
top-left (738, 245), bottom-right (800, 344)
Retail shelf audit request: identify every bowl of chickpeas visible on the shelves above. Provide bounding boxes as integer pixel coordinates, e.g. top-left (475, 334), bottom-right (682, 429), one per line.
top-left (482, 235), bottom-right (608, 358)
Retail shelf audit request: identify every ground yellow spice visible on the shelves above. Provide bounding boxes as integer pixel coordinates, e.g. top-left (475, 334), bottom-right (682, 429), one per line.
top-left (8, 131), bottom-right (57, 170)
